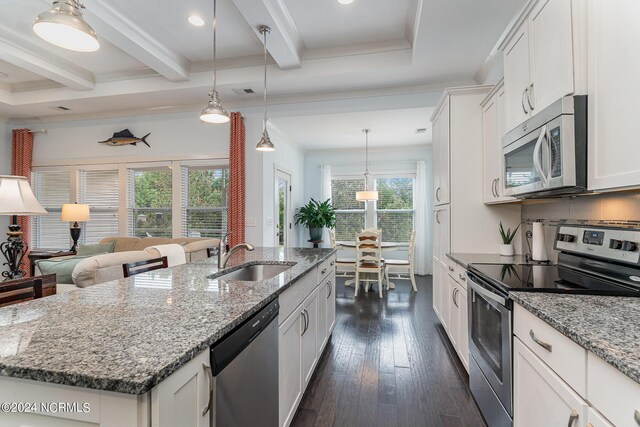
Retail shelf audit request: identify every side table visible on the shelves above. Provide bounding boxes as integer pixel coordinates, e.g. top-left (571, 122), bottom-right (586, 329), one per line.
top-left (28, 250), bottom-right (76, 277)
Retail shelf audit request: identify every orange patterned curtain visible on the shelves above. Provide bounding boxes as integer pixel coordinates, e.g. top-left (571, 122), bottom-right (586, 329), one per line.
top-left (228, 112), bottom-right (245, 247)
top-left (11, 129), bottom-right (34, 276)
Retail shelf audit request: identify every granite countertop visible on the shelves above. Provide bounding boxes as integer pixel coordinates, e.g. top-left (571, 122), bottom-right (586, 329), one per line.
top-left (0, 247), bottom-right (335, 395)
top-left (511, 292), bottom-right (640, 384)
top-left (447, 252), bottom-right (531, 269)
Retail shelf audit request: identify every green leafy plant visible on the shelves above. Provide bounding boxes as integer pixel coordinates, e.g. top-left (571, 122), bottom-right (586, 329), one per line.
top-left (499, 221), bottom-right (520, 244)
top-left (294, 198), bottom-right (336, 229)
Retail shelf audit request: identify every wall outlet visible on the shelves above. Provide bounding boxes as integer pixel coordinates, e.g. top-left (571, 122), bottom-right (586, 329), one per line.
top-left (246, 217), bottom-right (256, 227)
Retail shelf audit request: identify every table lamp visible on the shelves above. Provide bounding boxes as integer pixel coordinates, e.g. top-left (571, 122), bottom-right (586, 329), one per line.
top-left (61, 203), bottom-right (90, 252)
top-left (0, 175), bottom-right (48, 279)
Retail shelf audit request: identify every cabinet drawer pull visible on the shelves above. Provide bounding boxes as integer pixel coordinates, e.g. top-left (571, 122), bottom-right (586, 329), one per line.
top-left (435, 187), bottom-right (441, 202)
top-left (448, 266), bottom-right (454, 272)
top-left (436, 210), bottom-right (441, 224)
top-left (529, 329), bottom-right (552, 352)
top-left (527, 82), bottom-right (535, 110)
top-left (458, 273), bottom-right (466, 282)
top-left (330, 261), bottom-right (335, 266)
top-left (522, 88), bottom-right (529, 114)
top-left (302, 309), bottom-right (309, 335)
top-left (567, 409), bottom-right (578, 427)
top-left (634, 409), bottom-right (640, 425)
top-left (300, 311), bottom-right (306, 336)
top-left (452, 288), bottom-right (459, 308)
top-left (321, 268), bottom-right (327, 275)
top-left (327, 281), bottom-right (332, 298)
top-left (202, 363), bottom-right (214, 416)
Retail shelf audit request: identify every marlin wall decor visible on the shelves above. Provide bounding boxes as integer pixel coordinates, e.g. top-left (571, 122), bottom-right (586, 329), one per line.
top-left (98, 129), bottom-right (151, 147)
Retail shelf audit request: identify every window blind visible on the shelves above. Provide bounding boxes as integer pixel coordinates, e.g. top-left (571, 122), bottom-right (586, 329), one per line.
top-left (78, 169), bottom-right (119, 243)
top-left (31, 169), bottom-right (71, 249)
top-left (375, 177), bottom-right (415, 242)
top-left (331, 178), bottom-right (366, 242)
top-left (181, 166), bottom-right (228, 238)
top-left (127, 168), bottom-right (172, 238)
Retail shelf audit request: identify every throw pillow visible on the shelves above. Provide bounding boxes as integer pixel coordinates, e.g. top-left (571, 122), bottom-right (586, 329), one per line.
top-left (76, 241), bottom-right (116, 257)
top-left (36, 255), bottom-right (94, 284)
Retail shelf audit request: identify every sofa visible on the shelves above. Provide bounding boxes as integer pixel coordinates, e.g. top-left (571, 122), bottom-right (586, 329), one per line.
top-left (36, 236), bottom-right (220, 291)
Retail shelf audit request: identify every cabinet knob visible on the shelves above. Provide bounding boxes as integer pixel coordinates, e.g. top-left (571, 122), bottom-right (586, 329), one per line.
top-left (448, 266), bottom-right (454, 272)
top-left (459, 273), bottom-right (466, 282)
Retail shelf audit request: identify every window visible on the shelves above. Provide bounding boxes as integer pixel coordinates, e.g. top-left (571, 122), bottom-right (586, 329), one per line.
top-left (181, 166), bottom-right (228, 238)
top-left (331, 177), bottom-right (365, 242)
top-left (31, 169), bottom-right (71, 249)
top-left (127, 167), bottom-right (172, 238)
top-left (375, 177), bottom-right (415, 242)
top-left (78, 169), bottom-right (119, 243)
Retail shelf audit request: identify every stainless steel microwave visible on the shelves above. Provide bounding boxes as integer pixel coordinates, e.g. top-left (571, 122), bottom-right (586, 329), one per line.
top-left (502, 95), bottom-right (587, 198)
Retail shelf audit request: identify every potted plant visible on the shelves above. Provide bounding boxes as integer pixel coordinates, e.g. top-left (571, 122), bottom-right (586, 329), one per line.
top-left (294, 198), bottom-right (336, 241)
top-left (499, 221), bottom-right (520, 256)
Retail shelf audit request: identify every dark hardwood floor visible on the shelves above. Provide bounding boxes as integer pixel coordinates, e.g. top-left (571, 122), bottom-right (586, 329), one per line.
top-left (291, 275), bottom-right (487, 427)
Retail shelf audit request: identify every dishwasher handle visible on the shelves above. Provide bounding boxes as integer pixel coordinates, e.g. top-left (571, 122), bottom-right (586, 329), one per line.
top-left (210, 298), bottom-right (279, 376)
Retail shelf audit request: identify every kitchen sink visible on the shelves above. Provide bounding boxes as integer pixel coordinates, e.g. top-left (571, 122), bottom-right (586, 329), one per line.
top-left (212, 263), bottom-right (294, 282)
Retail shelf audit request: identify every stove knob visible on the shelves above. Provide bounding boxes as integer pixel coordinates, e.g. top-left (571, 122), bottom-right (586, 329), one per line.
top-left (622, 241), bottom-right (637, 252)
top-left (557, 233), bottom-right (565, 242)
top-left (563, 234), bottom-right (575, 243)
top-left (610, 239), bottom-right (623, 250)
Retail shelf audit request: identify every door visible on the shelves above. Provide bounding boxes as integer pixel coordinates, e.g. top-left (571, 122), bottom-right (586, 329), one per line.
top-left (275, 169), bottom-right (292, 248)
top-left (514, 338), bottom-right (588, 427)
top-left (279, 309), bottom-right (303, 427)
top-left (301, 288), bottom-right (318, 388)
top-left (528, 0), bottom-right (574, 114)
top-left (434, 97), bottom-right (450, 205)
top-left (504, 23), bottom-right (531, 133)
top-left (436, 205), bottom-right (450, 266)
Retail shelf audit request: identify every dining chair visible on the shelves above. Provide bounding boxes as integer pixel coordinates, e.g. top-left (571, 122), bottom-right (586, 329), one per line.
top-left (384, 230), bottom-right (417, 292)
top-left (0, 277), bottom-right (44, 307)
top-left (329, 229), bottom-right (356, 280)
top-left (354, 229), bottom-right (385, 298)
top-left (123, 256), bottom-right (169, 278)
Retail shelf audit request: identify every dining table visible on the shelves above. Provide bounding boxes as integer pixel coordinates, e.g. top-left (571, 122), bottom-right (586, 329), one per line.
top-left (336, 242), bottom-right (406, 290)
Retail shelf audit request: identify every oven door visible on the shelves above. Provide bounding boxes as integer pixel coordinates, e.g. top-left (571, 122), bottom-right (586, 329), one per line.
top-left (467, 273), bottom-right (512, 416)
top-left (503, 114), bottom-right (574, 197)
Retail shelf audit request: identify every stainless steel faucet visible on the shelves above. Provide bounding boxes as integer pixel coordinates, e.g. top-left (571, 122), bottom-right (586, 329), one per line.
top-left (218, 234), bottom-right (255, 269)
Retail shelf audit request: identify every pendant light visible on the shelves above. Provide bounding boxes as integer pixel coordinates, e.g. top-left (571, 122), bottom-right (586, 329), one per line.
top-left (256, 25), bottom-right (275, 152)
top-left (200, 0), bottom-right (230, 124)
top-left (33, 0), bottom-right (100, 52)
top-left (355, 129), bottom-right (379, 201)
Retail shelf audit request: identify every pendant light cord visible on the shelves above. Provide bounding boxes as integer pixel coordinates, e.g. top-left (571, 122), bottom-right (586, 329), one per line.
top-left (262, 27), bottom-right (269, 131)
top-left (212, 0), bottom-right (217, 93)
top-left (363, 129), bottom-right (370, 191)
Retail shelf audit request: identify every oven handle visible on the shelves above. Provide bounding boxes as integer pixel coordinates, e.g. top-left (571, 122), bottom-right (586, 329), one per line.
top-left (466, 273), bottom-right (507, 306)
top-left (533, 125), bottom-right (548, 186)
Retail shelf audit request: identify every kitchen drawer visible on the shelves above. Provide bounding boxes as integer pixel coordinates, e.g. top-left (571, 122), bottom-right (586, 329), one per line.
top-left (587, 352), bottom-right (640, 427)
top-left (447, 261), bottom-right (467, 290)
top-left (318, 255), bottom-right (336, 284)
top-left (278, 270), bottom-right (317, 326)
top-left (514, 304), bottom-right (587, 397)
top-left (587, 407), bottom-right (614, 427)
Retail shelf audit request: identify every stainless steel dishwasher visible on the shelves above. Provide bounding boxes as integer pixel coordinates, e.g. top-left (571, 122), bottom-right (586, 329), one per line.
top-left (210, 298), bottom-right (279, 427)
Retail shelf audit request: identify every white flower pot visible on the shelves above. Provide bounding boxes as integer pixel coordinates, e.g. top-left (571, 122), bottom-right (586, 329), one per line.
top-left (500, 244), bottom-right (515, 257)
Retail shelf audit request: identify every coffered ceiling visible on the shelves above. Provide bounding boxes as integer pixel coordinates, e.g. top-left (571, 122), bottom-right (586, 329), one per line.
top-left (0, 0), bottom-right (526, 121)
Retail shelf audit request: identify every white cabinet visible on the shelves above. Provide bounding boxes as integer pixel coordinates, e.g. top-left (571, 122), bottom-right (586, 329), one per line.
top-left (501, 0), bottom-right (584, 133)
top-left (587, 408), bottom-right (614, 427)
top-left (482, 82), bottom-right (517, 204)
top-left (301, 288), bottom-right (319, 388)
top-left (432, 205), bottom-right (450, 268)
top-left (445, 272), bottom-right (468, 372)
top-left (432, 96), bottom-right (450, 206)
top-left (503, 24), bottom-right (531, 133)
top-left (514, 338), bottom-right (588, 427)
top-left (587, 0), bottom-right (640, 191)
top-left (278, 262), bottom-right (335, 427)
top-left (152, 349), bottom-right (212, 427)
top-left (432, 262), bottom-right (443, 321)
top-left (456, 285), bottom-right (469, 369)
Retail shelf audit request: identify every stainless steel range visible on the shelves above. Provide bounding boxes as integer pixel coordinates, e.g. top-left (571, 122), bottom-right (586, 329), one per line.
top-left (466, 224), bottom-right (640, 427)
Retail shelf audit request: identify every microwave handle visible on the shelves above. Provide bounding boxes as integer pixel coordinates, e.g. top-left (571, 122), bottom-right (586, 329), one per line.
top-left (533, 125), bottom-right (548, 186)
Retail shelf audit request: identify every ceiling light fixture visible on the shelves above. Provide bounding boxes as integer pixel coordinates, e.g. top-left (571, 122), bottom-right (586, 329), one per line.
top-left (33, 0), bottom-right (100, 52)
top-left (200, 0), bottom-right (229, 124)
top-left (337, 0), bottom-right (355, 5)
top-left (187, 15), bottom-right (205, 27)
top-left (256, 25), bottom-right (275, 152)
top-left (356, 129), bottom-right (379, 201)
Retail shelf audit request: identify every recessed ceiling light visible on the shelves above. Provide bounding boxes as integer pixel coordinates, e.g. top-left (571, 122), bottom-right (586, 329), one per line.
top-left (337, 0), bottom-right (355, 4)
top-left (187, 15), bottom-right (205, 27)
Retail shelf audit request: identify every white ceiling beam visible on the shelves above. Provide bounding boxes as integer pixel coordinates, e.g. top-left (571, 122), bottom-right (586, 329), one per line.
top-left (0, 26), bottom-right (95, 90)
top-left (232, 0), bottom-right (304, 70)
top-left (83, 0), bottom-right (190, 82)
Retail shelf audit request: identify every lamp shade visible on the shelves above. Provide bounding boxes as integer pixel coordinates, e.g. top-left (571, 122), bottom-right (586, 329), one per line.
top-left (33, 1), bottom-right (100, 52)
top-left (61, 203), bottom-right (90, 222)
top-left (355, 190), bottom-right (379, 201)
top-left (0, 176), bottom-right (47, 215)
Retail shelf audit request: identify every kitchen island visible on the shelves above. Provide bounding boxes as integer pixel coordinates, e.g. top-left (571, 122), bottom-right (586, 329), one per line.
top-left (0, 247), bottom-right (336, 427)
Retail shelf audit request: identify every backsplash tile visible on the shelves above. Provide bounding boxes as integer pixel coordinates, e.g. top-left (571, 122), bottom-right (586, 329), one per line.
top-left (520, 192), bottom-right (640, 261)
